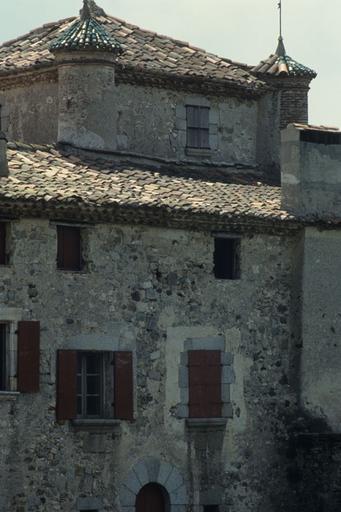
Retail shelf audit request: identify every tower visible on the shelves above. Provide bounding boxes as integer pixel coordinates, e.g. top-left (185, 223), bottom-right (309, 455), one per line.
top-left (50, 0), bottom-right (122, 151)
top-left (252, 1), bottom-right (316, 129)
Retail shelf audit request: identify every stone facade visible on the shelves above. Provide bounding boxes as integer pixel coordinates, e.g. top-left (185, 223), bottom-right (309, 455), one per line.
top-left (0, 219), bottom-right (300, 512)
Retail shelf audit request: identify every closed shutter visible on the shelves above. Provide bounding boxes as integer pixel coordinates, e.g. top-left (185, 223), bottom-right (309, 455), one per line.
top-left (0, 223), bottom-right (6, 265)
top-left (56, 350), bottom-right (77, 421)
top-left (114, 351), bottom-right (134, 420)
top-left (188, 350), bottom-right (222, 418)
top-left (17, 321), bottom-right (40, 393)
top-left (57, 226), bottom-right (82, 271)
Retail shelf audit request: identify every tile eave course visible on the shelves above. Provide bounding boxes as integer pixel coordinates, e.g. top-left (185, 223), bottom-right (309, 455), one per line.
top-left (0, 143), bottom-right (299, 233)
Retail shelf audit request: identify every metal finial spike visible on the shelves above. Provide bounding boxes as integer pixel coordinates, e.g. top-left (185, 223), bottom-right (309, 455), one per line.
top-left (81, 0), bottom-right (92, 20)
top-left (278, 0), bottom-right (282, 39)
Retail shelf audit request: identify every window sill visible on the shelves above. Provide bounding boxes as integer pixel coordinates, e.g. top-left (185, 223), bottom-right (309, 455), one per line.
top-left (186, 418), bottom-right (227, 431)
top-left (56, 269), bottom-right (87, 275)
top-left (0, 391), bottom-right (19, 401)
top-left (185, 147), bottom-right (212, 158)
top-left (71, 419), bottom-right (121, 432)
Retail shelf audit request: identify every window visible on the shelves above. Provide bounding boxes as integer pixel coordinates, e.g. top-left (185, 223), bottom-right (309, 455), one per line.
top-left (0, 320), bottom-right (40, 393)
top-left (188, 350), bottom-right (222, 418)
top-left (57, 225), bottom-right (82, 271)
top-left (186, 106), bottom-right (210, 149)
top-left (0, 323), bottom-right (7, 390)
top-left (57, 350), bottom-right (134, 422)
top-left (214, 237), bottom-right (240, 280)
top-left (0, 222), bottom-right (8, 265)
top-left (204, 506), bottom-right (219, 512)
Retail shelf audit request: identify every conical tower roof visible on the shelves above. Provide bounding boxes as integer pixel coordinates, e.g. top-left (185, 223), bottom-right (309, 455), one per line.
top-left (252, 37), bottom-right (316, 78)
top-left (50, 0), bottom-right (122, 54)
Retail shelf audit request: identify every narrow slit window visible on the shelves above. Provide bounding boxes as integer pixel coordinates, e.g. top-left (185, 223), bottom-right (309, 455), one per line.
top-left (57, 225), bottom-right (82, 271)
top-left (186, 105), bottom-right (210, 149)
top-left (214, 237), bottom-right (240, 280)
top-left (0, 222), bottom-right (7, 265)
top-left (0, 323), bottom-right (7, 391)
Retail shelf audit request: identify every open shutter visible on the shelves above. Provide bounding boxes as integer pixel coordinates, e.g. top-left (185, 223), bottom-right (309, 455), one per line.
top-left (56, 350), bottom-right (77, 422)
top-left (114, 351), bottom-right (134, 420)
top-left (17, 321), bottom-right (40, 393)
top-left (188, 350), bottom-right (222, 418)
top-left (0, 223), bottom-right (6, 265)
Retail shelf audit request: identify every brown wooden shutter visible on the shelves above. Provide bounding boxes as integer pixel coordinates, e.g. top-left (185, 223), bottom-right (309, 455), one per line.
top-left (56, 350), bottom-right (77, 422)
top-left (17, 321), bottom-right (40, 393)
top-left (188, 350), bottom-right (222, 418)
top-left (57, 226), bottom-right (82, 271)
top-left (0, 223), bottom-right (6, 265)
top-left (114, 351), bottom-right (134, 420)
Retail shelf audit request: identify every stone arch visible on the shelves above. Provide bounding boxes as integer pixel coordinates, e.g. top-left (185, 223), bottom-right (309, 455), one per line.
top-left (119, 457), bottom-right (188, 512)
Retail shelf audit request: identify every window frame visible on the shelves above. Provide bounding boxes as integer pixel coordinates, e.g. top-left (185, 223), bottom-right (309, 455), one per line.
top-left (76, 351), bottom-right (106, 420)
top-left (186, 105), bottom-right (210, 149)
top-left (0, 323), bottom-right (8, 391)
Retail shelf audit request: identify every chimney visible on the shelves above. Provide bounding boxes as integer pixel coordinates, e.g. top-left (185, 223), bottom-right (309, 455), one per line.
top-left (281, 124), bottom-right (341, 218)
top-left (0, 131), bottom-right (8, 177)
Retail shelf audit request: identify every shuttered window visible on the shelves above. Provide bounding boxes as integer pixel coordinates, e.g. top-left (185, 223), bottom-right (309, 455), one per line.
top-left (188, 350), bottom-right (222, 418)
top-left (57, 225), bottom-right (82, 271)
top-left (186, 106), bottom-right (210, 149)
top-left (0, 223), bottom-right (7, 265)
top-left (17, 321), bottom-right (40, 393)
top-left (56, 350), bottom-right (134, 422)
top-left (214, 237), bottom-right (240, 280)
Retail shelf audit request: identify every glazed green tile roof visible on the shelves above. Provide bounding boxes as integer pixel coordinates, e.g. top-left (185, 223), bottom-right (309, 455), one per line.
top-left (49, 9), bottom-right (121, 54)
top-left (252, 38), bottom-right (316, 78)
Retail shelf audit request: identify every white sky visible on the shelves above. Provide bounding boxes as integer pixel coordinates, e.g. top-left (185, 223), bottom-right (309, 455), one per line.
top-left (1, 0), bottom-right (339, 127)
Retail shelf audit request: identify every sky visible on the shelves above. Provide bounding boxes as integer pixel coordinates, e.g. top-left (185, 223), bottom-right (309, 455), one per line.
top-left (1, 0), bottom-right (339, 127)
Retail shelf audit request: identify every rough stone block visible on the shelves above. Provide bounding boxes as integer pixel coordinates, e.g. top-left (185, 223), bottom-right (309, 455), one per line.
top-left (145, 457), bottom-right (160, 482)
top-left (133, 461), bottom-right (149, 486)
top-left (157, 462), bottom-right (173, 485)
top-left (221, 352), bottom-right (234, 365)
top-left (185, 336), bottom-right (225, 351)
top-left (178, 366), bottom-right (188, 388)
top-left (180, 386), bottom-right (189, 404)
top-left (221, 384), bottom-right (230, 402)
top-left (119, 486), bottom-right (136, 507)
top-left (176, 403), bottom-right (189, 418)
top-left (125, 470), bottom-right (142, 494)
top-left (77, 496), bottom-right (103, 510)
top-left (222, 366), bottom-right (235, 384)
top-left (166, 469), bottom-right (183, 492)
top-left (222, 403), bottom-right (233, 418)
top-left (170, 484), bottom-right (188, 504)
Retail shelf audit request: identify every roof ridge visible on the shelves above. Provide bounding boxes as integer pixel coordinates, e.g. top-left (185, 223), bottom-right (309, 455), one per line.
top-left (0, 17), bottom-right (75, 49)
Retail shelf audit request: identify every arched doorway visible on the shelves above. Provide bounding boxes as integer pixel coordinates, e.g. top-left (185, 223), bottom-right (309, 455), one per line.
top-left (135, 483), bottom-right (169, 512)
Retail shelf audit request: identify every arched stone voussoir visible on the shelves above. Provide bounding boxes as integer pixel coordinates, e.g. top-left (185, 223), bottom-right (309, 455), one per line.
top-left (169, 484), bottom-right (188, 505)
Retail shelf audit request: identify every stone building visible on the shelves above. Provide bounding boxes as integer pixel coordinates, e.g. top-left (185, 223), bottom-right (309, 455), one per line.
top-left (0, 2), bottom-right (339, 512)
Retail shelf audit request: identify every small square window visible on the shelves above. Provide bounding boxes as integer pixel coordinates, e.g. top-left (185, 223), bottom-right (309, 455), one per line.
top-left (214, 237), bottom-right (240, 280)
top-left (186, 105), bottom-right (210, 149)
top-left (0, 222), bottom-right (8, 265)
top-left (57, 225), bottom-right (83, 271)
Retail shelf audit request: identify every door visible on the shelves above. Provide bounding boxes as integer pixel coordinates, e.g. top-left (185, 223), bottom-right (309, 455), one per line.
top-left (136, 483), bottom-right (167, 512)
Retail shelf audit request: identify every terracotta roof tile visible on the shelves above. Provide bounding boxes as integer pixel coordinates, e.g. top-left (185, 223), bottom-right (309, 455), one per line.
top-left (0, 13), bottom-right (265, 94)
top-left (0, 143), bottom-right (295, 229)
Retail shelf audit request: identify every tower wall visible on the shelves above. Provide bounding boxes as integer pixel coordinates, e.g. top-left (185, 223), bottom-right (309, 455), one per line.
top-left (56, 52), bottom-right (117, 151)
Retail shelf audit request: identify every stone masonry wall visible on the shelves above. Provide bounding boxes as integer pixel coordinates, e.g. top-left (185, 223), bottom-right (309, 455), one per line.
top-left (0, 218), bottom-right (300, 512)
top-left (0, 78), bottom-right (258, 166)
top-left (0, 81), bottom-right (59, 144)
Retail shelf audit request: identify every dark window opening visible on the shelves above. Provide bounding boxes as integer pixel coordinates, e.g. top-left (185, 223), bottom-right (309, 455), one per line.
top-left (186, 105), bottom-right (210, 149)
top-left (204, 506), bottom-right (220, 512)
top-left (214, 237), bottom-right (240, 280)
top-left (0, 324), bottom-right (7, 391)
top-left (77, 352), bottom-right (104, 419)
top-left (300, 129), bottom-right (341, 145)
top-left (0, 222), bottom-right (7, 265)
top-left (57, 225), bottom-right (82, 271)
